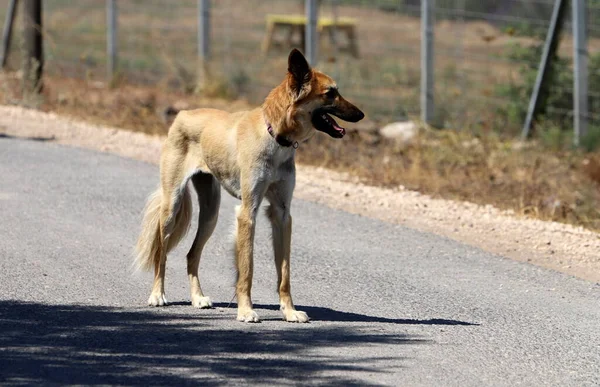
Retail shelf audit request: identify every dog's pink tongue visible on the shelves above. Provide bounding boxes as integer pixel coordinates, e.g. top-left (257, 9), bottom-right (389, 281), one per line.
top-left (333, 122), bottom-right (346, 136)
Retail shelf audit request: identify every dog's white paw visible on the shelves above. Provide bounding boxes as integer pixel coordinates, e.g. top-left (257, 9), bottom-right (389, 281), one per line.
top-left (237, 309), bottom-right (261, 323)
top-left (148, 293), bottom-right (168, 307)
top-left (192, 296), bottom-right (213, 309)
top-left (283, 309), bottom-right (310, 323)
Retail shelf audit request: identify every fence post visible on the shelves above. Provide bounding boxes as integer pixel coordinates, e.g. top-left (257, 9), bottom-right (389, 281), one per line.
top-left (196, 0), bottom-right (210, 90)
top-left (305, 0), bottom-right (318, 65)
top-left (1, 0), bottom-right (19, 69)
top-left (106, 0), bottom-right (117, 82)
top-left (573, 0), bottom-right (588, 147)
top-left (23, 0), bottom-right (43, 93)
top-left (198, 0), bottom-right (210, 61)
top-left (521, 0), bottom-right (566, 139)
top-left (421, 0), bottom-right (434, 125)
top-left (330, 0), bottom-right (338, 52)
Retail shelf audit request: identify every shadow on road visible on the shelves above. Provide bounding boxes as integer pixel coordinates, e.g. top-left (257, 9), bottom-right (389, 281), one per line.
top-left (0, 133), bottom-right (55, 142)
top-left (0, 300), bottom-right (426, 385)
top-left (210, 303), bottom-right (479, 326)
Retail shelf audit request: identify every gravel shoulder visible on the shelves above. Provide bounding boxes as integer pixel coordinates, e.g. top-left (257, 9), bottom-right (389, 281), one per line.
top-left (1, 104), bottom-right (598, 283)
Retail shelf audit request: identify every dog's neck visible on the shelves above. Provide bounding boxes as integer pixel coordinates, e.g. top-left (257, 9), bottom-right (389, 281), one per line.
top-left (261, 80), bottom-right (295, 140)
top-left (266, 122), bottom-right (297, 148)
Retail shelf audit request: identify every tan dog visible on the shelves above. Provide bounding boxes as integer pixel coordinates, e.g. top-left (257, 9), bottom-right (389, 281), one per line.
top-left (135, 49), bottom-right (364, 323)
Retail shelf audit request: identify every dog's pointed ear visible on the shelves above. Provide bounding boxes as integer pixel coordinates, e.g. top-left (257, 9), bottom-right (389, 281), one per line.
top-left (288, 49), bottom-right (312, 98)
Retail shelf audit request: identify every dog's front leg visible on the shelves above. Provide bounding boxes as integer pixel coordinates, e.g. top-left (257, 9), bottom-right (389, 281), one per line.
top-left (267, 181), bottom-right (309, 323)
top-left (234, 189), bottom-right (263, 323)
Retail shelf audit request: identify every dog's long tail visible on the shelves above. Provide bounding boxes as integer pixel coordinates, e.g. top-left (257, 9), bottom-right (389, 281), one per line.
top-left (134, 186), bottom-right (192, 272)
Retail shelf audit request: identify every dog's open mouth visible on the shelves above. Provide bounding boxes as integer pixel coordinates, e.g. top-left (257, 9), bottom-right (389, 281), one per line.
top-left (312, 110), bottom-right (346, 138)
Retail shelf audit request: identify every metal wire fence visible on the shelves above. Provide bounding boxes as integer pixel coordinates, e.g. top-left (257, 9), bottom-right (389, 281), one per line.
top-left (1, 0), bottom-right (599, 137)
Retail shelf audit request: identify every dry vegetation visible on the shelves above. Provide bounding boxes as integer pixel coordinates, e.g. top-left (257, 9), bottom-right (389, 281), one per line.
top-left (305, 126), bottom-right (600, 230)
top-left (1, 0), bottom-right (600, 231)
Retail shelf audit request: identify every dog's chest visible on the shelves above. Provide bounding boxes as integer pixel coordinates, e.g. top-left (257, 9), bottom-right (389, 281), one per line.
top-left (216, 152), bottom-right (294, 200)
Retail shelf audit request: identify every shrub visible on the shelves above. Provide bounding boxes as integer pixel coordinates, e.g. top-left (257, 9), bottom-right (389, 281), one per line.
top-left (495, 39), bottom-right (600, 149)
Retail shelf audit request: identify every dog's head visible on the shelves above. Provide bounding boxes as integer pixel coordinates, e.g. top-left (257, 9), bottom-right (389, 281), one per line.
top-left (280, 49), bottom-right (364, 143)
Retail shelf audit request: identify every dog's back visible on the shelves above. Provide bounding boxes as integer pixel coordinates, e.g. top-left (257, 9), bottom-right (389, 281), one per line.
top-left (164, 108), bottom-right (263, 198)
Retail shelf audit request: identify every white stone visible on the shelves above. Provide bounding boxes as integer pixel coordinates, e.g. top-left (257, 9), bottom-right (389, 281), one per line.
top-left (379, 121), bottom-right (418, 145)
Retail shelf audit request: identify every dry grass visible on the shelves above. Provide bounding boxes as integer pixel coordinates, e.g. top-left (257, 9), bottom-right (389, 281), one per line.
top-left (1, 72), bottom-right (599, 231)
top-left (301, 128), bottom-right (600, 230)
top-left (0, 73), bottom-right (253, 135)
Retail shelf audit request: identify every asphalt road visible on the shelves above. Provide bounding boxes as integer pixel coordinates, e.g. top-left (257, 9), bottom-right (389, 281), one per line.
top-left (1, 136), bottom-right (599, 386)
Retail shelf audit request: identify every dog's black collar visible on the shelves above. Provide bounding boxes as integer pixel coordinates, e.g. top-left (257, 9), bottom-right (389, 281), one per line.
top-left (266, 123), bottom-right (298, 149)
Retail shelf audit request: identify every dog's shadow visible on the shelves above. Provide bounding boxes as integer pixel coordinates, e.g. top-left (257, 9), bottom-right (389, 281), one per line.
top-left (206, 302), bottom-right (478, 326)
top-left (0, 300), bottom-right (430, 385)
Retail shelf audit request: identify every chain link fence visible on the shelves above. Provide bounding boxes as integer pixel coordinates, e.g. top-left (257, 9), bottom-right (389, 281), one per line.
top-left (1, 0), bottom-right (599, 138)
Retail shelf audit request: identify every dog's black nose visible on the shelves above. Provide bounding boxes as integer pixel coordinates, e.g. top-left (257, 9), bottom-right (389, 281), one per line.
top-left (348, 109), bottom-right (365, 122)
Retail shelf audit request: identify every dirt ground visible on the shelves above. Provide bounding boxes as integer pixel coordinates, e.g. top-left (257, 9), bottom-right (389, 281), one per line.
top-left (1, 104), bottom-right (598, 284)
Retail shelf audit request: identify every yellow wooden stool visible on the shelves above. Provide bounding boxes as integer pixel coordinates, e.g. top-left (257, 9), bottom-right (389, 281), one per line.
top-left (262, 14), bottom-right (359, 58)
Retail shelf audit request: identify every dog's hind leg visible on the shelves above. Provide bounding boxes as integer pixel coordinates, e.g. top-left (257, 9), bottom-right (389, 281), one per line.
top-left (187, 173), bottom-right (221, 309)
top-left (266, 178), bottom-right (309, 323)
top-left (147, 180), bottom-right (193, 307)
top-left (140, 146), bottom-right (194, 307)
